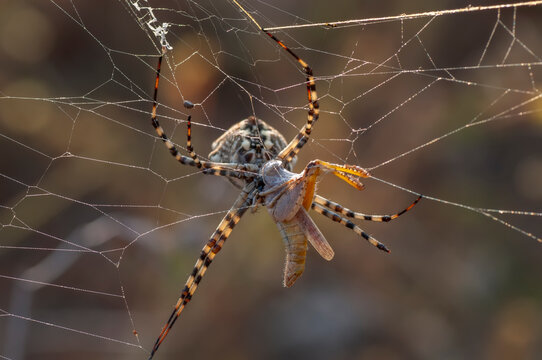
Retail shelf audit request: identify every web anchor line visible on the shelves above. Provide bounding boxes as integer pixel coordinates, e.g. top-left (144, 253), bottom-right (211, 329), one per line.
top-left (263, 0), bottom-right (542, 31)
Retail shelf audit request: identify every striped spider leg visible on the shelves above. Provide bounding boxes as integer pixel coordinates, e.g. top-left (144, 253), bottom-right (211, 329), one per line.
top-left (151, 47), bottom-right (260, 182)
top-left (260, 159), bottom-right (421, 287)
top-left (312, 194), bottom-right (422, 223)
top-left (149, 182), bottom-right (259, 359)
top-left (310, 195), bottom-right (422, 254)
top-left (148, 48), bottom-right (265, 358)
top-left (234, 0), bottom-right (319, 166)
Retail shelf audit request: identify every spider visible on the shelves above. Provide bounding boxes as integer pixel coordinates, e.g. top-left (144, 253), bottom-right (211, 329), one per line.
top-left (147, 2), bottom-right (421, 358)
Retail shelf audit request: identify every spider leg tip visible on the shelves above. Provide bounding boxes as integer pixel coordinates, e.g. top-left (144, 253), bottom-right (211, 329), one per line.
top-left (377, 243), bottom-right (390, 253)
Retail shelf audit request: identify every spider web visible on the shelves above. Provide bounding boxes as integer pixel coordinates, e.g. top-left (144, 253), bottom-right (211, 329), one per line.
top-left (1, 0), bottom-right (541, 359)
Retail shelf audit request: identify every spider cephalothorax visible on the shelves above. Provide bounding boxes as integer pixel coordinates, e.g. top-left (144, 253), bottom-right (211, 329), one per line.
top-left (146, 1), bottom-right (421, 358)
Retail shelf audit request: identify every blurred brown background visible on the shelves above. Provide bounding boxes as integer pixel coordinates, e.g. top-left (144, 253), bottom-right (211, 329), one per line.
top-left (1, 1), bottom-right (541, 359)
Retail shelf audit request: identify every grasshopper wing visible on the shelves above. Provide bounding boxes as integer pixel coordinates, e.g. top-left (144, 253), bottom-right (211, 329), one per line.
top-left (276, 208), bottom-right (334, 287)
top-left (277, 217), bottom-right (308, 287)
top-left (295, 207), bottom-right (335, 261)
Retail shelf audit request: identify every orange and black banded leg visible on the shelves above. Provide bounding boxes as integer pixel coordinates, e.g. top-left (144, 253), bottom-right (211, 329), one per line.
top-left (311, 202), bottom-right (390, 253)
top-left (313, 194), bottom-right (422, 222)
top-left (183, 100), bottom-right (202, 168)
top-left (267, 30), bottom-right (319, 165)
top-left (148, 184), bottom-right (256, 359)
top-left (233, 0), bottom-right (319, 165)
top-left (151, 50), bottom-right (204, 168)
top-left (151, 51), bottom-right (258, 181)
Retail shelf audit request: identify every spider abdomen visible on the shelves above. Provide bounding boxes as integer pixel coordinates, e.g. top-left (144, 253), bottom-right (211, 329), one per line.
top-left (208, 116), bottom-right (296, 170)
